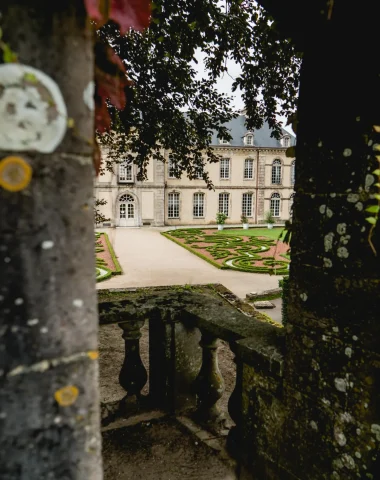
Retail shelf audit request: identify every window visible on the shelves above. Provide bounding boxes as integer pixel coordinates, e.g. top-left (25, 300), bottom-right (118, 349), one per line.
top-left (119, 194), bottom-right (135, 219)
top-left (291, 160), bottom-right (296, 185)
top-left (218, 193), bottom-right (230, 216)
top-left (119, 163), bottom-right (133, 182)
top-left (193, 193), bottom-right (205, 218)
top-left (168, 192), bottom-right (180, 218)
top-left (283, 136), bottom-right (290, 147)
top-left (220, 158), bottom-right (230, 179)
top-left (245, 134), bottom-right (253, 146)
top-left (242, 193), bottom-right (253, 217)
top-left (289, 193), bottom-right (295, 215)
top-left (270, 193), bottom-right (281, 217)
top-left (271, 159), bottom-right (282, 184)
top-left (244, 158), bottom-right (254, 179)
top-left (168, 156), bottom-right (176, 178)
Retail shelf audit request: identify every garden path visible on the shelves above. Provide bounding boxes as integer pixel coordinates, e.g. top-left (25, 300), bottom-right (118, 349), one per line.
top-left (96, 227), bottom-right (281, 299)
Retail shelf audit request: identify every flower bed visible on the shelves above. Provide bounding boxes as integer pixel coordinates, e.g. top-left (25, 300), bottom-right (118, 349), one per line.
top-left (95, 232), bottom-right (122, 282)
top-left (162, 228), bottom-right (289, 275)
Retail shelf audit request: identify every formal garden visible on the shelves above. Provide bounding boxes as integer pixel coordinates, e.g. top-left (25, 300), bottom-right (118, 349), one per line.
top-left (96, 232), bottom-right (122, 282)
top-left (162, 227), bottom-right (289, 274)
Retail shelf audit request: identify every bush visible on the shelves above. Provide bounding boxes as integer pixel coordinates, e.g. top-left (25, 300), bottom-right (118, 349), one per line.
top-left (241, 214), bottom-right (248, 223)
top-left (216, 212), bottom-right (227, 224)
top-left (264, 210), bottom-right (275, 224)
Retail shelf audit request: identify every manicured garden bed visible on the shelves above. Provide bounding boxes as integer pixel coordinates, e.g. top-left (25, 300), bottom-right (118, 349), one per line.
top-left (95, 232), bottom-right (122, 282)
top-left (162, 228), bottom-right (289, 275)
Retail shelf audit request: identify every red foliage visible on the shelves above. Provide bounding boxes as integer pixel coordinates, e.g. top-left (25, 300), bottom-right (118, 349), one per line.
top-left (83, 0), bottom-right (151, 172)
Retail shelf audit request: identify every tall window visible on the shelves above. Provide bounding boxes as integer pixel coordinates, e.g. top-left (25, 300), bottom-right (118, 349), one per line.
top-left (193, 193), bottom-right (205, 218)
top-left (168, 156), bottom-right (176, 178)
top-left (244, 158), bottom-right (254, 179)
top-left (220, 158), bottom-right (230, 179)
top-left (270, 193), bottom-right (281, 217)
top-left (242, 193), bottom-right (253, 217)
top-left (271, 159), bottom-right (282, 184)
top-left (168, 192), bottom-right (180, 218)
top-left (119, 194), bottom-right (135, 218)
top-left (283, 136), bottom-right (290, 147)
top-left (246, 134), bottom-right (253, 146)
top-left (119, 162), bottom-right (133, 182)
top-left (291, 160), bottom-right (296, 185)
top-left (218, 193), bottom-right (230, 216)
top-left (289, 193), bottom-right (295, 215)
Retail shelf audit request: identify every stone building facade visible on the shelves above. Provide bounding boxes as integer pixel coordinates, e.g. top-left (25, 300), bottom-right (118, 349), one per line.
top-left (95, 114), bottom-right (296, 227)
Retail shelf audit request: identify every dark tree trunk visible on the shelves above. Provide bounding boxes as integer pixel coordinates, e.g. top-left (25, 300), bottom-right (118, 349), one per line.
top-left (284, 2), bottom-right (380, 479)
top-left (0, 2), bottom-right (102, 479)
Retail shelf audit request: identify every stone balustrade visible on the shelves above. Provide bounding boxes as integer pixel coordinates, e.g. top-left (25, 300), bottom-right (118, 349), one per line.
top-left (98, 284), bottom-right (284, 473)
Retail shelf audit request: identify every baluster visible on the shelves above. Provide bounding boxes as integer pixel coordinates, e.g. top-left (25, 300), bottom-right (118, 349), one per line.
top-left (119, 319), bottom-right (147, 401)
top-left (227, 346), bottom-right (243, 452)
top-left (194, 331), bottom-right (225, 424)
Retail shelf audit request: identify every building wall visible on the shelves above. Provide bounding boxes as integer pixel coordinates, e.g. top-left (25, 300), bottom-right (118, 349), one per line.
top-left (94, 146), bottom-right (295, 227)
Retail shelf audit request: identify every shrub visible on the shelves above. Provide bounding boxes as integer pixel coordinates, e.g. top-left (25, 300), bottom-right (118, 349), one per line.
top-left (216, 212), bottom-right (227, 224)
top-left (241, 214), bottom-right (248, 223)
top-left (264, 210), bottom-right (275, 224)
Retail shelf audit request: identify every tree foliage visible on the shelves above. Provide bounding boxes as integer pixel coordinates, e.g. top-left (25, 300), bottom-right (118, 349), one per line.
top-left (97, 0), bottom-right (301, 184)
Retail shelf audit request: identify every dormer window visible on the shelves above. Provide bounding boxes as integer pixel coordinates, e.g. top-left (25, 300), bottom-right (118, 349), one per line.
top-left (219, 137), bottom-right (229, 145)
top-left (245, 134), bottom-right (254, 146)
top-left (283, 136), bottom-right (290, 147)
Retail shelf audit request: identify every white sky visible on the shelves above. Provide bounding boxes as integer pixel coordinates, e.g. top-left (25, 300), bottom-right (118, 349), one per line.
top-left (193, 50), bottom-right (294, 135)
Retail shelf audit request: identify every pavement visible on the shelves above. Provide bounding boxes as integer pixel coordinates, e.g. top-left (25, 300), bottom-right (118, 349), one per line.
top-left (96, 227), bottom-right (282, 299)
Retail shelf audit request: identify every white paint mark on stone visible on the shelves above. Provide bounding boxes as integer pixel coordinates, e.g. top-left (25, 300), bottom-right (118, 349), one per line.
top-left (41, 240), bottom-right (54, 250)
top-left (319, 205), bottom-right (326, 214)
top-left (0, 64), bottom-right (67, 153)
top-left (310, 420), bottom-right (318, 431)
top-left (54, 416), bottom-right (62, 424)
top-left (345, 347), bottom-right (352, 358)
top-left (365, 174), bottom-right (375, 191)
top-left (371, 424), bottom-right (380, 441)
top-left (73, 298), bottom-right (84, 308)
top-left (330, 193), bottom-right (336, 198)
top-left (300, 293), bottom-right (308, 302)
top-left (323, 257), bottom-right (333, 268)
top-left (324, 232), bottom-right (335, 252)
top-left (40, 327), bottom-right (48, 334)
top-left (343, 148), bottom-right (352, 157)
top-left (27, 318), bottom-right (39, 326)
top-left (336, 223), bottom-right (347, 235)
top-left (83, 81), bottom-right (95, 111)
top-left (334, 378), bottom-right (348, 392)
top-left (355, 452), bottom-right (361, 459)
top-left (14, 298), bottom-right (24, 305)
top-left (309, 178), bottom-right (313, 182)
top-left (318, 141), bottom-right (323, 147)
top-left (352, 335), bottom-right (358, 341)
top-left (337, 247), bottom-right (349, 258)
top-left (347, 193), bottom-right (359, 203)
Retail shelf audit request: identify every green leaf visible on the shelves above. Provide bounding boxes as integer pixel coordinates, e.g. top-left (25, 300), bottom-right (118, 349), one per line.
top-left (365, 205), bottom-right (380, 213)
top-left (2, 44), bottom-right (17, 63)
top-left (372, 169), bottom-right (380, 175)
top-left (374, 183), bottom-right (380, 187)
top-left (0, 27), bottom-right (3, 40)
top-left (157, 36), bottom-right (164, 42)
top-left (286, 146), bottom-right (296, 158)
top-left (373, 194), bottom-right (380, 200)
top-left (366, 217), bottom-right (377, 225)
top-left (23, 72), bottom-right (38, 83)
top-left (67, 117), bottom-right (75, 128)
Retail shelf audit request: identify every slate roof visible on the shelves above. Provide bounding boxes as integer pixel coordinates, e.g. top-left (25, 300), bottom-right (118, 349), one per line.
top-left (210, 114), bottom-right (296, 148)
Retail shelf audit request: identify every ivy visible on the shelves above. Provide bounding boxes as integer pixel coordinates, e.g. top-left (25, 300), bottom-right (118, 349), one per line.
top-left (366, 131), bottom-right (380, 255)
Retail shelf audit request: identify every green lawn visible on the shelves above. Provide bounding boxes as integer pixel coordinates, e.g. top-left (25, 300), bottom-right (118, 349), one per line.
top-left (216, 227), bottom-right (284, 240)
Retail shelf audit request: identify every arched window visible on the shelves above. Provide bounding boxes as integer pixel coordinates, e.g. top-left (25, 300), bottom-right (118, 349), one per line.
top-left (119, 194), bottom-right (135, 219)
top-left (244, 158), bottom-right (254, 179)
top-left (271, 159), bottom-right (282, 185)
top-left (270, 193), bottom-right (281, 217)
top-left (289, 193), bottom-right (295, 215)
top-left (193, 193), bottom-right (205, 218)
top-left (291, 160), bottom-right (296, 185)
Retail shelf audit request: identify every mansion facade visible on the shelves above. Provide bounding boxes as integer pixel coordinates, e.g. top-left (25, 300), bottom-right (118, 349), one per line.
top-left (95, 115), bottom-right (296, 227)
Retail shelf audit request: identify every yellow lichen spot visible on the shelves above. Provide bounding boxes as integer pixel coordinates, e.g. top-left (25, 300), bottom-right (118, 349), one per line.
top-left (0, 156), bottom-right (32, 192)
top-left (54, 385), bottom-right (79, 407)
top-left (87, 350), bottom-right (99, 360)
top-left (373, 125), bottom-right (380, 133)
